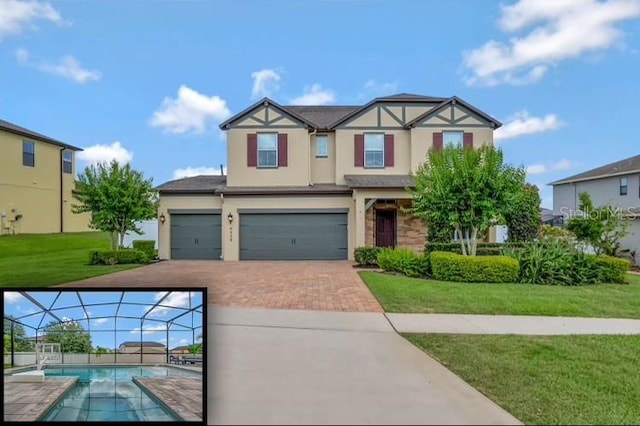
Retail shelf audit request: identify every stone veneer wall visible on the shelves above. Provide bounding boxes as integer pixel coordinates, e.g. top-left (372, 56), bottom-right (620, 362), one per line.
top-left (363, 200), bottom-right (427, 253)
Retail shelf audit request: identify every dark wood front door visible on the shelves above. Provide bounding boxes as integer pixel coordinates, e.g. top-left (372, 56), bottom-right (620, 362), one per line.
top-left (376, 210), bottom-right (396, 248)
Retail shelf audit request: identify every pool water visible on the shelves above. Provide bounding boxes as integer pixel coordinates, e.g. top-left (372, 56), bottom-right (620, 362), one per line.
top-left (38, 366), bottom-right (201, 422)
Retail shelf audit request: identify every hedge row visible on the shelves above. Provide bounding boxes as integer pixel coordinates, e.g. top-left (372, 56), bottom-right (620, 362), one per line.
top-left (376, 248), bottom-right (430, 278)
top-left (424, 242), bottom-right (526, 256)
top-left (430, 251), bottom-right (519, 283)
top-left (89, 249), bottom-right (150, 265)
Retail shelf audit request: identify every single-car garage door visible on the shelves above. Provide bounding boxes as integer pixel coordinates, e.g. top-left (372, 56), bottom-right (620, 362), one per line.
top-left (170, 213), bottom-right (221, 260)
top-left (239, 211), bottom-right (348, 260)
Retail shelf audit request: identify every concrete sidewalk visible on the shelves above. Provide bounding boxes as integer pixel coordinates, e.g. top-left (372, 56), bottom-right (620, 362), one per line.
top-left (208, 306), bottom-right (522, 425)
top-left (386, 313), bottom-right (640, 335)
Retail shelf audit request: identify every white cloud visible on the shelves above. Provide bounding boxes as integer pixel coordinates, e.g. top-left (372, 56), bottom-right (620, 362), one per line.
top-left (77, 141), bottom-right (133, 166)
top-left (361, 79), bottom-right (400, 97)
top-left (290, 83), bottom-right (336, 105)
top-left (15, 49), bottom-right (101, 84)
top-left (463, 0), bottom-right (640, 86)
top-left (4, 291), bottom-right (24, 303)
top-left (150, 85), bottom-right (231, 134)
top-left (494, 111), bottom-right (563, 141)
top-left (250, 68), bottom-right (281, 99)
top-left (173, 166), bottom-right (226, 179)
top-left (130, 323), bottom-right (166, 335)
top-left (93, 318), bottom-right (108, 325)
top-left (0, 0), bottom-right (64, 40)
top-left (147, 291), bottom-right (193, 317)
top-left (526, 159), bottom-right (575, 175)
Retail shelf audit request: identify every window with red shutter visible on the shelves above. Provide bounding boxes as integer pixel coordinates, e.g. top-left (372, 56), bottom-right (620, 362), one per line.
top-left (384, 134), bottom-right (394, 167)
top-left (247, 134), bottom-right (257, 167)
top-left (433, 132), bottom-right (443, 151)
top-left (354, 134), bottom-right (364, 167)
top-left (278, 133), bottom-right (288, 167)
top-left (463, 132), bottom-right (473, 149)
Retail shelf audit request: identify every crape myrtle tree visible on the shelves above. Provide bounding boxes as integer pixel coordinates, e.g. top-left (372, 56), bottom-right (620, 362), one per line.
top-left (42, 319), bottom-right (92, 353)
top-left (407, 144), bottom-right (526, 256)
top-left (73, 160), bottom-right (159, 250)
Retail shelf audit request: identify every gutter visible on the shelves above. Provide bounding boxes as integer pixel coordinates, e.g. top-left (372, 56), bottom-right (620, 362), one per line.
top-left (308, 128), bottom-right (317, 186)
top-left (59, 148), bottom-right (64, 233)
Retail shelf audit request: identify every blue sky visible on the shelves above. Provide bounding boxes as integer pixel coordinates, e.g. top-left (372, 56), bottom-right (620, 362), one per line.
top-left (1, 0), bottom-right (639, 208)
top-left (4, 290), bottom-right (203, 350)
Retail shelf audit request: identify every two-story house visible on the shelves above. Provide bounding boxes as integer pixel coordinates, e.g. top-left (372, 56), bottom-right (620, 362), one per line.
top-left (156, 93), bottom-right (501, 261)
top-left (551, 154), bottom-right (640, 264)
top-left (0, 119), bottom-right (91, 235)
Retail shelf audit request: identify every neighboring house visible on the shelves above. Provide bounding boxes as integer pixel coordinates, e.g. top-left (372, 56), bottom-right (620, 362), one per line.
top-left (0, 119), bottom-right (91, 235)
top-left (169, 345), bottom-right (191, 354)
top-left (541, 208), bottom-right (564, 227)
top-left (156, 93), bottom-right (502, 261)
top-left (118, 341), bottom-right (166, 354)
top-left (550, 154), bottom-right (640, 264)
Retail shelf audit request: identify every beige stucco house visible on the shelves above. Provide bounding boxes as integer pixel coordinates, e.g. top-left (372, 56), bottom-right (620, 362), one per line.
top-left (551, 154), bottom-right (640, 265)
top-left (118, 341), bottom-right (166, 354)
top-left (156, 93), bottom-right (501, 261)
top-left (0, 119), bottom-right (91, 235)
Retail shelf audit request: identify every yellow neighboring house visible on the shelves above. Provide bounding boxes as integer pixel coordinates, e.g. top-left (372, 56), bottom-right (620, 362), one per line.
top-left (0, 119), bottom-right (91, 235)
top-left (156, 93), bottom-right (502, 261)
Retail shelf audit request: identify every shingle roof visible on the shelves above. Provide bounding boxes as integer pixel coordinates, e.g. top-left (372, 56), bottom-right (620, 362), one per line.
top-left (344, 175), bottom-right (415, 189)
top-left (0, 119), bottom-right (82, 151)
top-left (217, 184), bottom-right (351, 195)
top-left (284, 106), bottom-right (360, 129)
top-left (550, 154), bottom-right (640, 185)
top-left (156, 175), bottom-right (227, 193)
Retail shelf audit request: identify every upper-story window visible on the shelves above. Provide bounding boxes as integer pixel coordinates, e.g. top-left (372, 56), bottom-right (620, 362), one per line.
top-left (316, 135), bottom-right (328, 158)
top-left (620, 177), bottom-right (628, 195)
top-left (443, 131), bottom-right (463, 147)
top-left (258, 133), bottom-right (278, 168)
top-left (63, 151), bottom-right (73, 174)
top-left (364, 133), bottom-right (384, 168)
top-left (23, 141), bottom-right (35, 167)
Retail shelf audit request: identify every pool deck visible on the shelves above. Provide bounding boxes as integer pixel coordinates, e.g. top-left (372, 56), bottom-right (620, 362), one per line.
top-left (3, 377), bottom-right (78, 422)
top-left (133, 377), bottom-right (203, 422)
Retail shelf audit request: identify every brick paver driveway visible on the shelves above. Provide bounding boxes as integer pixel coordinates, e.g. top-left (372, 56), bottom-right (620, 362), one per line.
top-left (63, 261), bottom-right (383, 313)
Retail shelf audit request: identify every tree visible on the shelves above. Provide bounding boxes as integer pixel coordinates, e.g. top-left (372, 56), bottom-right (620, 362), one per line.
top-left (42, 319), bottom-right (92, 353)
top-left (93, 346), bottom-right (113, 354)
top-left (407, 144), bottom-right (526, 256)
top-left (4, 316), bottom-right (33, 352)
top-left (73, 160), bottom-right (159, 250)
top-left (504, 183), bottom-right (542, 242)
top-left (566, 192), bottom-right (629, 256)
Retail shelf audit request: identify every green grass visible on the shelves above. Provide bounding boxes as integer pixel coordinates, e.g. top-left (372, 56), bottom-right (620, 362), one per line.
top-left (0, 232), bottom-right (139, 287)
top-left (360, 271), bottom-right (640, 319)
top-left (405, 334), bottom-right (640, 425)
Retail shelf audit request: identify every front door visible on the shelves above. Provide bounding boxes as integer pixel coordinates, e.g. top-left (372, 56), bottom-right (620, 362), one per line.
top-left (376, 210), bottom-right (396, 248)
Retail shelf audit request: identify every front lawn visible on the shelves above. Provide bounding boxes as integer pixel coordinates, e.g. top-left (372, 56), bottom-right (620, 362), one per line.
top-left (360, 271), bottom-right (640, 319)
top-left (405, 334), bottom-right (640, 425)
top-left (0, 232), bottom-right (139, 287)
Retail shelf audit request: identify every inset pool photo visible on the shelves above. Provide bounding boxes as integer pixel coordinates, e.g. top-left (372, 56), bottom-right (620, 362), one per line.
top-left (2, 288), bottom-right (206, 423)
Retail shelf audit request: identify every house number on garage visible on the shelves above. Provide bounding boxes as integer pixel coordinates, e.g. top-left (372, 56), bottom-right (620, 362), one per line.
top-left (229, 226), bottom-right (233, 242)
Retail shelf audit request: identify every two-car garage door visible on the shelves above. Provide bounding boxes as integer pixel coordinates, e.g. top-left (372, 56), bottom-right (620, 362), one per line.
top-left (239, 211), bottom-right (348, 260)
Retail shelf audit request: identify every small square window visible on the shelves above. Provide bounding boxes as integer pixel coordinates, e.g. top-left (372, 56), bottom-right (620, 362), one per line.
top-left (23, 141), bottom-right (35, 167)
top-left (443, 131), bottom-right (463, 147)
top-left (62, 151), bottom-right (72, 174)
top-left (364, 134), bottom-right (384, 168)
top-left (316, 135), bottom-right (328, 158)
top-left (258, 133), bottom-right (278, 168)
top-left (620, 177), bottom-right (628, 196)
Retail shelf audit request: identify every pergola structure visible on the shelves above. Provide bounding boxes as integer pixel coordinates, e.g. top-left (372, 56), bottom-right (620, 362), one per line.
top-left (3, 290), bottom-right (204, 367)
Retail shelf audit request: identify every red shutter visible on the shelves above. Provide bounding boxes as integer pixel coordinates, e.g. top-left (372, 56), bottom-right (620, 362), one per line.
top-left (354, 134), bottom-right (364, 167)
top-left (247, 134), bottom-right (257, 167)
top-left (278, 133), bottom-right (288, 167)
top-left (463, 132), bottom-right (473, 149)
top-left (384, 134), bottom-right (394, 167)
top-left (433, 132), bottom-right (443, 151)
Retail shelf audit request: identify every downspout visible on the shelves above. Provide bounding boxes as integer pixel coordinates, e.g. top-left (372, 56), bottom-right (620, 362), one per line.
top-left (308, 128), bottom-right (317, 186)
top-left (59, 148), bottom-right (65, 233)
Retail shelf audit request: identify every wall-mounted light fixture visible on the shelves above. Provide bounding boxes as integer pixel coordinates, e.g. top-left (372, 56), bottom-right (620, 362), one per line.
top-left (227, 213), bottom-right (233, 225)
top-left (159, 213), bottom-right (166, 225)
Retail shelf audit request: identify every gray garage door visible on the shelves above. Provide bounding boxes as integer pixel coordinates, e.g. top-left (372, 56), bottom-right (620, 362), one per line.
top-left (170, 214), bottom-right (221, 260)
top-left (239, 212), bottom-right (348, 260)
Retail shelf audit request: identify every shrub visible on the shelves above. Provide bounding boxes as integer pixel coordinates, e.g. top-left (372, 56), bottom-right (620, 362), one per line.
top-left (425, 242), bottom-right (525, 256)
top-left (376, 248), bottom-right (430, 278)
top-left (132, 240), bottom-right (156, 260)
top-left (591, 255), bottom-right (630, 284)
top-left (430, 251), bottom-right (519, 283)
top-left (354, 247), bottom-right (382, 266)
top-left (89, 249), bottom-right (149, 265)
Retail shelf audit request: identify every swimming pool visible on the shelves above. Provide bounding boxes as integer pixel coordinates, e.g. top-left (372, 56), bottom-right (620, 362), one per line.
top-left (37, 366), bottom-right (201, 422)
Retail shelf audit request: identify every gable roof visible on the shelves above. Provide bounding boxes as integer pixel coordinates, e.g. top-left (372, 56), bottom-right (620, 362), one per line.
top-left (156, 175), bottom-right (227, 194)
top-left (404, 96), bottom-right (502, 129)
top-left (284, 106), bottom-right (360, 130)
top-left (0, 119), bottom-right (82, 151)
top-left (550, 154), bottom-right (640, 185)
top-left (119, 341), bottom-right (165, 347)
top-left (219, 97), bottom-right (316, 129)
